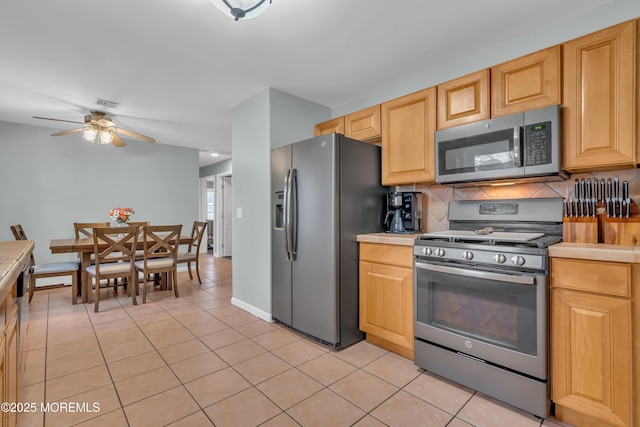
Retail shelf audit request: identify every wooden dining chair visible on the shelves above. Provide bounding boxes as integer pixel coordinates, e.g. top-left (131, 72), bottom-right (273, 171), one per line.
top-left (85, 226), bottom-right (140, 312)
top-left (134, 224), bottom-right (182, 304)
top-left (127, 221), bottom-right (150, 227)
top-left (177, 221), bottom-right (207, 284)
top-left (10, 224), bottom-right (81, 303)
top-left (74, 222), bottom-right (110, 239)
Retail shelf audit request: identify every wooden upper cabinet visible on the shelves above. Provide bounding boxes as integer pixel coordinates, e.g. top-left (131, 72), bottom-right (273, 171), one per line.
top-left (437, 69), bottom-right (490, 130)
top-left (491, 45), bottom-right (561, 117)
top-left (345, 105), bottom-right (382, 142)
top-left (381, 87), bottom-right (437, 185)
top-left (562, 19), bottom-right (637, 172)
top-left (314, 117), bottom-right (344, 137)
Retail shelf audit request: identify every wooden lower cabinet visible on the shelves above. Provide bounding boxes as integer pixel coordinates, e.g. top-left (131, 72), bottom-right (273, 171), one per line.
top-left (550, 258), bottom-right (637, 427)
top-left (359, 242), bottom-right (413, 359)
top-left (4, 305), bottom-right (18, 427)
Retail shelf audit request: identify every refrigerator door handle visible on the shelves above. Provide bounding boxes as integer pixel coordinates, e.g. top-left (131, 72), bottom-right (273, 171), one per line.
top-left (289, 168), bottom-right (298, 259)
top-left (283, 169), bottom-right (292, 260)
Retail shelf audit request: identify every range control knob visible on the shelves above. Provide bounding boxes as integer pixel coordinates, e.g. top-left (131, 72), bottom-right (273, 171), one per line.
top-left (435, 248), bottom-right (446, 257)
top-left (461, 251), bottom-right (473, 260)
top-left (511, 255), bottom-right (526, 266)
top-left (493, 254), bottom-right (506, 264)
top-left (422, 247), bottom-right (433, 256)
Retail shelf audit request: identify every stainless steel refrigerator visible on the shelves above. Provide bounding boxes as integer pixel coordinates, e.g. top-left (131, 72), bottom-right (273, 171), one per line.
top-left (271, 133), bottom-right (387, 348)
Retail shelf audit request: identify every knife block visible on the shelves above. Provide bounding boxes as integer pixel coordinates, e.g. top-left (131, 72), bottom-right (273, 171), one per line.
top-left (602, 216), bottom-right (640, 245)
top-left (562, 216), bottom-right (599, 244)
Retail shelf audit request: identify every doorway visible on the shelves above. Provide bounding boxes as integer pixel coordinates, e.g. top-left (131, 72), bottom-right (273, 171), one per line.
top-left (216, 172), bottom-right (233, 258)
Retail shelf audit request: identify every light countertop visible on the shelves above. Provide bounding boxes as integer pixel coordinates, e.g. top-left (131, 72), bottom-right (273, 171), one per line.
top-left (548, 242), bottom-right (640, 263)
top-left (0, 240), bottom-right (34, 301)
top-left (357, 232), bottom-right (422, 246)
top-left (358, 235), bottom-right (640, 263)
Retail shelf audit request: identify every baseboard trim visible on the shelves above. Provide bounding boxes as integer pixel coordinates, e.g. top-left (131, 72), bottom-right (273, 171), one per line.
top-left (231, 297), bottom-right (272, 323)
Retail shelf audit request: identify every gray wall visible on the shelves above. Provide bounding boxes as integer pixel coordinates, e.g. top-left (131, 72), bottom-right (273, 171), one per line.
top-left (334, 0), bottom-right (640, 117)
top-left (200, 158), bottom-right (232, 178)
top-left (229, 3), bottom-right (640, 319)
top-left (231, 88), bottom-right (329, 317)
top-left (0, 120), bottom-right (199, 266)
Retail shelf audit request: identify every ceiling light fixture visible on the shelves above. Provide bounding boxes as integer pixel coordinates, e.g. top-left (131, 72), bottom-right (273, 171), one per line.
top-left (82, 126), bottom-right (113, 145)
top-left (210, 0), bottom-right (272, 21)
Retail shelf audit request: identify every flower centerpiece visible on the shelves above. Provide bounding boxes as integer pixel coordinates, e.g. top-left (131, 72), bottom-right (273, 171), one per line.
top-left (109, 207), bottom-right (135, 225)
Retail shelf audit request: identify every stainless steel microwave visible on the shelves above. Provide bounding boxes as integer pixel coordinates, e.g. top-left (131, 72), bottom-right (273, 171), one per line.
top-left (435, 104), bottom-right (566, 185)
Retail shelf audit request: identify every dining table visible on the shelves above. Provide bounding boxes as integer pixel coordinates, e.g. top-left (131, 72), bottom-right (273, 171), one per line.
top-left (50, 234), bottom-right (195, 303)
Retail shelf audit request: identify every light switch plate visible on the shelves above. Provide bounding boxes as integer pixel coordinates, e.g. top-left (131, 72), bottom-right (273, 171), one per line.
top-left (236, 207), bottom-right (243, 218)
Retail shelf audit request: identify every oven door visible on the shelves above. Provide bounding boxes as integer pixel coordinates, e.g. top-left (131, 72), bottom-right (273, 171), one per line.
top-left (414, 259), bottom-right (547, 379)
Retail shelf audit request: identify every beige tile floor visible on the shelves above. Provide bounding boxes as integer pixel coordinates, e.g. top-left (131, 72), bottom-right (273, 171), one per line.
top-left (17, 255), bottom-right (575, 426)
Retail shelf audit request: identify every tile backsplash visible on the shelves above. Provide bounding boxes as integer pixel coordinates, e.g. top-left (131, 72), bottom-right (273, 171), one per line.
top-left (398, 168), bottom-right (640, 232)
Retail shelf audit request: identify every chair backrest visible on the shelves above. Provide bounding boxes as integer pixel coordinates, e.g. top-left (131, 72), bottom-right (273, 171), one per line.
top-left (141, 225), bottom-right (182, 263)
top-left (92, 226), bottom-right (140, 273)
top-left (10, 224), bottom-right (27, 241)
top-left (187, 221), bottom-right (208, 254)
top-left (10, 224), bottom-right (36, 265)
top-left (74, 222), bottom-right (110, 239)
top-left (127, 221), bottom-right (150, 227)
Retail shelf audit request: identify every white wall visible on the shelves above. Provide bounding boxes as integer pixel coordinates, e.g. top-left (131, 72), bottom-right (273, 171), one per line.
top-left (0, 121), bottom-right (200, 266)
top-left (333, 0), bottom-right (640, 117)
top-left (230, 88), bottom-right (329, 319)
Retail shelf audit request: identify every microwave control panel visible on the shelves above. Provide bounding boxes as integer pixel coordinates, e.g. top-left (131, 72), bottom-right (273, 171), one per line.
top-left (524, 121), bottom-right (552, 166)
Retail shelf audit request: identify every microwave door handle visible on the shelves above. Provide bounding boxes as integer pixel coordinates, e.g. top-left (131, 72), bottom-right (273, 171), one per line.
top-left (415, 261), bottom-right (535, 285)
top-left (513, 126), bottom-right (522, 167)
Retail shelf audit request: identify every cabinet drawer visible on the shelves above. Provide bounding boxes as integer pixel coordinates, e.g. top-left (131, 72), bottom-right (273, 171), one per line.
top-left (551, 258), bottom-right (631, 297)
top-left (360, 243), bottom-right (413, 268)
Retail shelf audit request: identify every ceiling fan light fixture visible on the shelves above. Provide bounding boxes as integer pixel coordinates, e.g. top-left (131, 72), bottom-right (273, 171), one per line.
top-left (210, 0), bottom-right (272, 21)
top-left (83, 127), bottom-right (97, 142)
top-left (99, 130), bottom-right (114, 145)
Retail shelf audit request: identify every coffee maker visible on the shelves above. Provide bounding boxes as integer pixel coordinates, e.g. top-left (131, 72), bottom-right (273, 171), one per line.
top-left (384, 191), bottom-right (423, 233)
top-left (401, 192), bottom-right (423, 231)
top-left (385, 192), bottom-right (406, 233)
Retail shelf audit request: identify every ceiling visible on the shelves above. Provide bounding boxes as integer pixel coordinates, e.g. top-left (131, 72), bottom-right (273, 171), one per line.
top-left (0, 0), bottom-right (612, 167)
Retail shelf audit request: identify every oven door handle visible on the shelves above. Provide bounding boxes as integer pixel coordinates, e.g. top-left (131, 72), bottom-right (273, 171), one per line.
top-left (415, 261), bottom-right (536, 286)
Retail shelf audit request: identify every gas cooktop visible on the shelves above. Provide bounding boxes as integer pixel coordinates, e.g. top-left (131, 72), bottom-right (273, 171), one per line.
top-left (420, 230), bottom-right (544, 243)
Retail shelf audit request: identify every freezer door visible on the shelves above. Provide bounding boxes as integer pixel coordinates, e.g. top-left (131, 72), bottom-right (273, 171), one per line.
top-left (271, 144), bottom-right (292, 326)
top-left (291, 135), bottom-right (340, 344)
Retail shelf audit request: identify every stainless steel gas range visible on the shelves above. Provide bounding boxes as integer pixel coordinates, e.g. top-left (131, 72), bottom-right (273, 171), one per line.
top-left (413, 198), bottom-right (564, 418)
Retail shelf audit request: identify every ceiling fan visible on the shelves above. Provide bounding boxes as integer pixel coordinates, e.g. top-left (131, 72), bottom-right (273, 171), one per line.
top-left (32, 111), bottom-right (156, 147)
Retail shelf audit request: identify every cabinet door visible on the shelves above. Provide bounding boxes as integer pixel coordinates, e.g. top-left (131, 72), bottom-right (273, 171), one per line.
top-left (562, 19), bottom-right (637, 172)
top-left (437, 69), bottom-right (490, 129)
top-left (0, 333), bottom-right (5, 427)
top-left (359, 261), bottom-right (413, 356)
top-left (381, 87), bottom-right (436, 185)
top-left (314, 117), bottom-right (345, 137)
top-left (491, 45), bottom-right (561, 117)
top-left (345, 105), bottom-right (381, 142)
top-left (5, 305), bottom-right (18, 427)
top-left (551, 288), bottom-right (632, 427)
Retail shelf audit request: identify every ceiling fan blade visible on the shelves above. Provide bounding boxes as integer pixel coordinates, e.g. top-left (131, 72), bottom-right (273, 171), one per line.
top-left (33, 116), bottom-right (85, 125)
top-left (115, 127), bottom-right (156, 143)
top-left (111, 134), bottom-right (127, 147)
top-left (51, 128), bottom-right (85, 136)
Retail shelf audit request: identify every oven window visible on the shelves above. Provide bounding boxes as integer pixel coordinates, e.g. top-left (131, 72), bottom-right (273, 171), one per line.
top-left (416, 265), bottom-right (538, 355)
